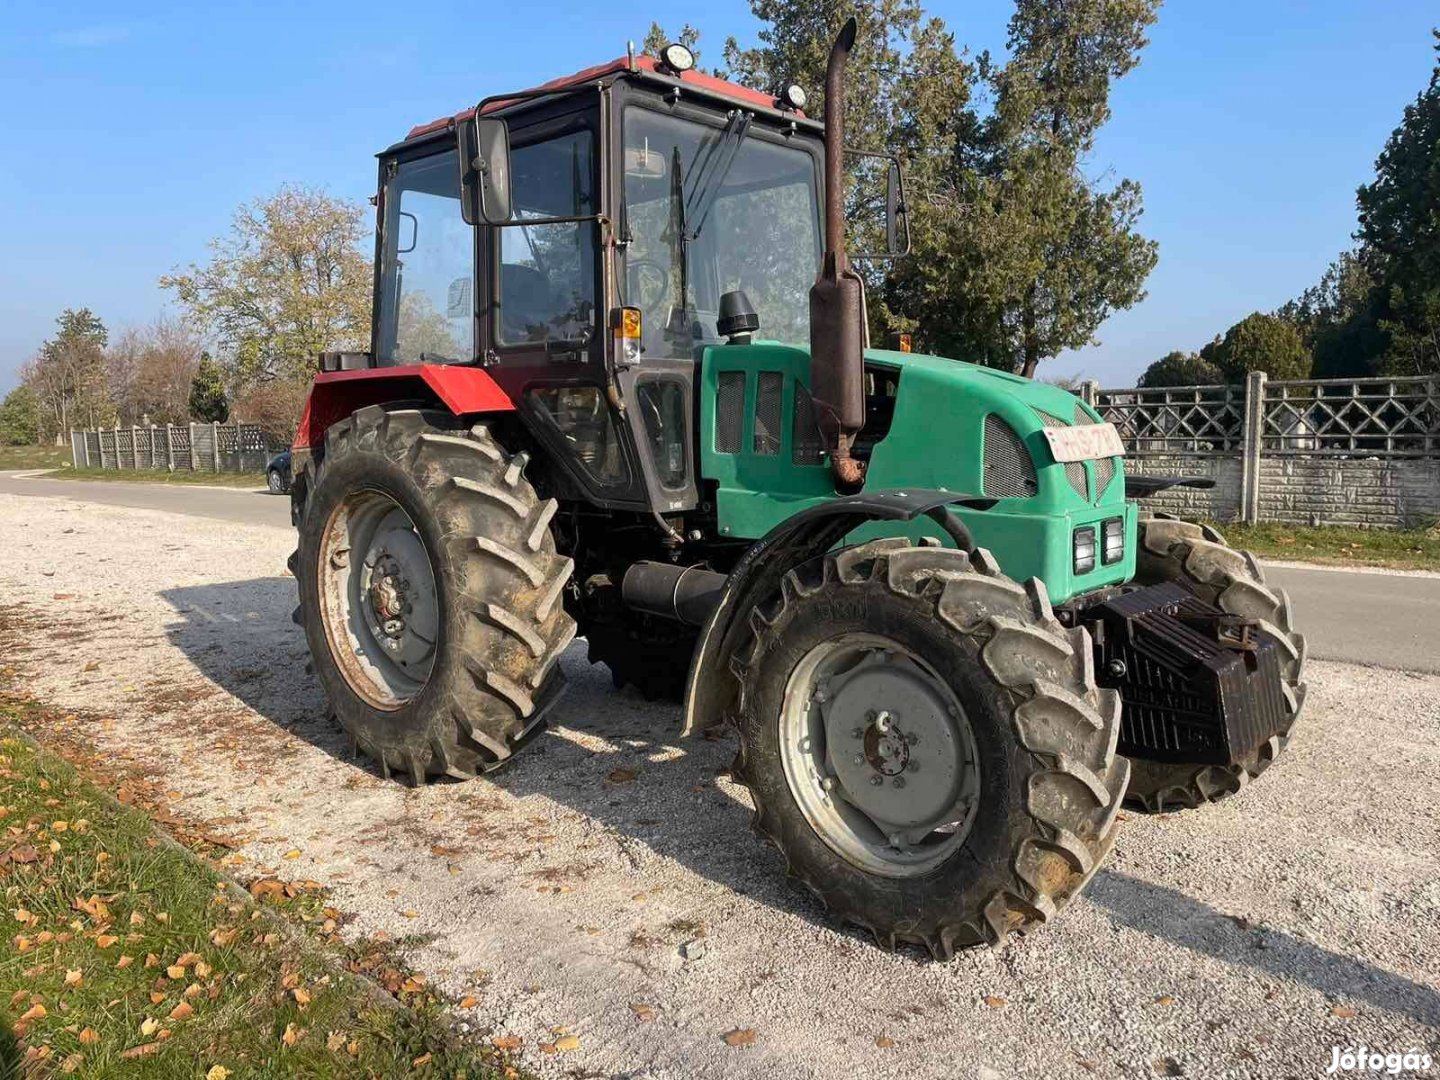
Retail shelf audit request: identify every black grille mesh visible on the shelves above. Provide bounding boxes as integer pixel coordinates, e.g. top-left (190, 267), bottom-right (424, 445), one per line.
top-left (754, 372), bottom-right (783, 456)
top-left (1076, 404), bottom-right (1119, 496)
top-left (716, 371), bottom-right (744, 454)
top-left (1034, 409), bottom-right (1089, 501)
top-left (983, 415), bottom-right (1038, 498)
top-left (792, 383), bottom-right (823, 465)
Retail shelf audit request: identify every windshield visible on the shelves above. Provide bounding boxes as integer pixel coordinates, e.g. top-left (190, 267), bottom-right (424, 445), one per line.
top-left (621, 108), bottom-right (821, 359)
top-left (375, 151), bottom-right (475, 366)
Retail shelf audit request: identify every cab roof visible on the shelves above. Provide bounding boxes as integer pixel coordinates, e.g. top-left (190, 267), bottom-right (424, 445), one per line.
top-left (405, 55), bottom-right (804, 142)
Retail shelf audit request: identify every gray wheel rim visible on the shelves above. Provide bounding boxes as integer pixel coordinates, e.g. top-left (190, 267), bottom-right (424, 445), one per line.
top-left (778, 633), bottom-right (982, 878)
top-left (317, 490), bottom-right (439, 710)
top-left (268, 471), bottom-right (283, 493)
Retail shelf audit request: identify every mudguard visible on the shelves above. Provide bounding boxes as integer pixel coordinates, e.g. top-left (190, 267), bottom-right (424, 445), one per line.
top-left (680, 488), bottom-right (992, 736)
top-left (293, 364), bottom-right (514, 450)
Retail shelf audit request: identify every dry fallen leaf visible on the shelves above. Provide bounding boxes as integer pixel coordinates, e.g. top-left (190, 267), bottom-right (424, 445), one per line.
top-left (166, 965), bottom-right (187, 980)
top-left (281, 1023), bottom-right (302, 1047)
top-left (194, 961), bottom-right (212, 978)
top-left (553, 1034), bottom-right (580, 1052)
top-left (630, 1003), bottom-right (656, 1022)
top-left (140, 1017), bottom-right (159, 1037)
top-left (20, 1004), bottom-right (46, 1023)
top-left (95, 934), bottom-right (118, 949)
top-left (459, 995), bottom-right (479, 1009)
top-left (283, 850), bottom-right (301, 860)
top-left (1155, 994), bottom-right (1176, 1006)
top-left (722, 1028), bottom-right (758, 1047)
top-left (325, 1031), bottom-right (347, 1052)
top-left (412, 1052), bottom-right (433, 1066)
top-left (78, 1028), bottom-right (99, 1046)
top-left (401, 910), bottom-right (418, 919)
top-left (491, 1035), bottom-right (523, 1051)
top-left (1331, 1005), bottom-right (1357, 1019)
top-left (292, 987), bottom-right (311, 1007)
top-left (116, 955), bottom-right (133, 969)
top-left (205, 1067), bottom-right (231, 1080)
top-left (607, 767), bottom-right (638, 783)
top-left (64, 969), bottom-right (83, 987)
top-left (120, 1042), bottom-right (161, 1060)
top-left (169, 1001), bottom-right (194, 1022)
top-left (982, 995), bottom-right (1008, 1009)
top-left (210, 928), bottom-right (236, 947)
top-left (875, 1035), bottom-right (898, 1049)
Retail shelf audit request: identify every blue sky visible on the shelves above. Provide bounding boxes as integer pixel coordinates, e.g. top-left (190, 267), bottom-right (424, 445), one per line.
top-left (0, 1), bottom-right (1435, 394)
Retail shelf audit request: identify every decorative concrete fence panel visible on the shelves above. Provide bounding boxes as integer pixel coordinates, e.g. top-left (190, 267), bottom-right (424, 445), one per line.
top-left (69, 422), bottom-right (278, 476)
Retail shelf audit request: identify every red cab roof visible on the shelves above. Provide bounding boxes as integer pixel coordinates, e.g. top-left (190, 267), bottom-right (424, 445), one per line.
top-left (405, 55), bottom-right (798, 141)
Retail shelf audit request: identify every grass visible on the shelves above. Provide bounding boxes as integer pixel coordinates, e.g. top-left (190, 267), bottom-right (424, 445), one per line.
top-left (47, 468), bottom-right (268, 489)
top-left (0, 445), bottom-right (71, 471)
top-left (1212, 520), bottom-right (1440, 571)
top-left (0, 697), bottom-right (511, 1079)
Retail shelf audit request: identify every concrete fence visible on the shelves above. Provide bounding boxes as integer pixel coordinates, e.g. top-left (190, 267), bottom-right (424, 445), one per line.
top-left (69, 422), bottom-right (275, 475)
top-left (1082, 373), bottom-right (1440, 528)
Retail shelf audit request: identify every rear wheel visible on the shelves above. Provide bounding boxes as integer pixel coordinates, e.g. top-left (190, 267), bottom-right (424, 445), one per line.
top-left (267, 469), bottom-right (285, 495)
top-left (733, 539), bottom-right (1128, 955)
top-left (1124, 515), bottom-right (1307, 813)
top-left (293, 406), bottom-right (576, 783)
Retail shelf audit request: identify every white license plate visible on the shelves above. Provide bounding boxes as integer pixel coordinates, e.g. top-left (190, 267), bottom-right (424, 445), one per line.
top-left (1041, 423), bottom-right (1126, 462)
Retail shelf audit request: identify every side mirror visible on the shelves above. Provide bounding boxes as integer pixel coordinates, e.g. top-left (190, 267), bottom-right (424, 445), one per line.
top-left (458, 114), bottom-right (513, 225)
top-left (885, 159), bottom-right (910, 256)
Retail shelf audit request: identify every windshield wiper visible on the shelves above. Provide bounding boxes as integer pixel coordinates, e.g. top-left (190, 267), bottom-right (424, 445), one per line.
top-left (682, 109), bottom-right (752, 240)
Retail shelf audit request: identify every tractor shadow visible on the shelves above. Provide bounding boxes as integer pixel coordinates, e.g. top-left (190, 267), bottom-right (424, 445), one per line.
top-left (158, 578), bottom-right (1440, 1020)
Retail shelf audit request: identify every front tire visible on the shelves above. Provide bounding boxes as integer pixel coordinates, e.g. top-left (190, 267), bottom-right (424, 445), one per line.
top-left (293, 406), bottom-right (576, 784)
top-left (1124, 515), bottom-right (1307, 813)
top-left (733, 539), bottom-right (1128, 956)
top-left (267, 469), bottom-right (285, 495)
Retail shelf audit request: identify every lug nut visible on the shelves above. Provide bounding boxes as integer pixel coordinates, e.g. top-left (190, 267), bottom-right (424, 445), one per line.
top-left (852, 754), bottom-right (864, 766)
top-left (892, 776), bottom-right (906, 789)
top-left (907, 760), bottom-right (920, 773)
top-left (870, 776), bottom-right (883, 787)
top-left (1107, 658), bottom-right (1128, 678)
top-left (820, 776), bottom-right (837, 792)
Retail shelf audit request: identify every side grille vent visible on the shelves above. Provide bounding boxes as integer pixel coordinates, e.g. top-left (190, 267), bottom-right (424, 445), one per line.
top-left (792, 383), bottom-right (823, 465)
top-left (754, 372), bottom-right (783, 456)
top-left (1094, 456), bottom-right (1116, 496)
top-left (982, 415), bottom-right (1038, 498)
top-left (716, 371), bottom-right (745, 454)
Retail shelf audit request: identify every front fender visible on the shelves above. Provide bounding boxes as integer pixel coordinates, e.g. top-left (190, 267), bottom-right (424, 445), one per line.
top-left (680, 488), bottom-right (991, 736)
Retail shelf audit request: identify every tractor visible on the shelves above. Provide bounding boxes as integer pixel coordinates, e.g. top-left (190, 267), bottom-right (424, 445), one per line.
top-left (288, 21), bottom-right (1306, 955)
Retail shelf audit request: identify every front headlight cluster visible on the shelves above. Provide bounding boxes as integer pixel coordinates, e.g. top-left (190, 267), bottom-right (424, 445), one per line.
top-left (1074, 517), bottom-right (1125, 574)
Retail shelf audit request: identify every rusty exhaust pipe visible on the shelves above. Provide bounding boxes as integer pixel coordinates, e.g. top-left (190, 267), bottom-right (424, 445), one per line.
top-left (808, 16), bottom-right (866, 491)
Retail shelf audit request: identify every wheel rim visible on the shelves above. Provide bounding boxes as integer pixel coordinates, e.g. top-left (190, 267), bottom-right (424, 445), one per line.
top-left (778, 633), bottom-right (982, 878)
top-left (316, 490), bottom-right (439, 709)
top-left (268, 471), bottom-right (282, 493)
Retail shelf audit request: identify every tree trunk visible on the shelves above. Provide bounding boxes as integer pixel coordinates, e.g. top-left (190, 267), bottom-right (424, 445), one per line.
top-left (1019, 286), bottom-right (1040, 379)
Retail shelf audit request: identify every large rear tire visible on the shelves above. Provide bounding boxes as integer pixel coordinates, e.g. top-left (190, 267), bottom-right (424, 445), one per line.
top-left (732, 539), bottom-right (1128, 956)
top-left (1124, 515), bottom-right (1307, 813)
top-left (293, 406), bottom-right (576, 784)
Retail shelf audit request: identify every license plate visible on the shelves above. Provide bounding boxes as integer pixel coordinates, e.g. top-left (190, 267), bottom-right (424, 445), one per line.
top-left (1041, 423), bottom-right (1126, 462)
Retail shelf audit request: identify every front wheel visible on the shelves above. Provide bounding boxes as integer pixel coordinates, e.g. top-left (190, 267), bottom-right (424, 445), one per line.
top-left (732, 539), bottom-right (1128, 956)
top-left (1123, 515), bottom-right (1307, 813)
top-left (267, 469), bottom-right (286, 495)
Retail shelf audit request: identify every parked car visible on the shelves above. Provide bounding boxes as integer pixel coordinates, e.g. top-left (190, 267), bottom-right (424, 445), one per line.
top-left (266, 449), bottom-right (292, 495)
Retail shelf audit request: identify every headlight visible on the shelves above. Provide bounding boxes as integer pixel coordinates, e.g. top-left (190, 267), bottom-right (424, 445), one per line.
top-left (1102, 517), bottom-right (1125, 565)
top-left (1074, 526), bottom-right (1097, 575)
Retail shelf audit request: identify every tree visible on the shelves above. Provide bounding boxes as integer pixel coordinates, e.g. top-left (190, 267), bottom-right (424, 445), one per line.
top-left (0, 385), bottom-right (41, 446)
top-left (1355, 31), bottom-right (1440, 375)
top-left (107, 316), bottom-right (203, 425)
top-left (1276, 250), bottom-right (1382, 379)
top-left (161, 185), bottom-right (372, 387)
top-left (723, 0), bottom-right (1159, 377)
top-left (188, 352), bottom-right (229, 422)
top-left (231, 379), bottom-right (308, 448)
top-left (23, 308), bottom-right (112, 442)
top-left (1203, 313), bottom-right (1310, 383)
top-left (1138, 350), bottom-right (1222, 388)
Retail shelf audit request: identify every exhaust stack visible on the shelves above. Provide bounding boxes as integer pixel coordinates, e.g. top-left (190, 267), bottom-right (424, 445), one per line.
top-left (808, 16), bottom-right (866, 490)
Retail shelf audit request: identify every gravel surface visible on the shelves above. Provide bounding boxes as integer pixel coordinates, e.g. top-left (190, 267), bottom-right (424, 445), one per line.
top-left (2, 490), bottom-right (1438, 1080)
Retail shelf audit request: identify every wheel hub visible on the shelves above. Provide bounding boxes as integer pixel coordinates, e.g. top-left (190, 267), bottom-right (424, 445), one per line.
top-left (779, 634), bottom-right (982, 878)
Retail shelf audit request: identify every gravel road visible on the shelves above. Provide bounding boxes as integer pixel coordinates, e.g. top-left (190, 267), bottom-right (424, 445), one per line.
top-left (2, 490), bottom-right (1438, 1079)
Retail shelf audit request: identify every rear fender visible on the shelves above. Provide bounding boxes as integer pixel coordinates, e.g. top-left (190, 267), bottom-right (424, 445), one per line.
top-left (680, 488), bottom-right (991, 736)
top-left (293, 364), bottom-right (515, 449)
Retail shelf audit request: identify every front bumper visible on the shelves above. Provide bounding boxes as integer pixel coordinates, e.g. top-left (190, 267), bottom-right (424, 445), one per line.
top-left (1080, 582), bottom-right (1290, 766)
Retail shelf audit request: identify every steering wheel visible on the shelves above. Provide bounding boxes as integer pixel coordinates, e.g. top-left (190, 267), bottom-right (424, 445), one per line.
top-left (625, 258), bottom-right (670, 316)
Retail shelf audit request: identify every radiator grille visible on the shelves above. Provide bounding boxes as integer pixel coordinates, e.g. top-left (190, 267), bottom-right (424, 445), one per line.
top-left (754, 372), bottom-right (783, 456)
top-left (716, 371), bottom-right (745, 454)
top-left (792, 383), bottom-right (823, 465)
top-left (1094, 456), bottom-right (1116, 496)
top-left (983, 415), bottom-right (1038, 498)
top-left (1034, 409), bottom-right (1089, 500)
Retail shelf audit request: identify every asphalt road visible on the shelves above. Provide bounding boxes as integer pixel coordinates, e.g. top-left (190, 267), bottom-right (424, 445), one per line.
top-left (3, 470), bottom-right (1436, 673)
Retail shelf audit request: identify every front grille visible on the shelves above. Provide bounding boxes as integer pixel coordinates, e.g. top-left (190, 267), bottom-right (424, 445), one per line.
top-left (983, 415), bottom-right (1038, 498)
top-left (1034, 408), bottom-right (1089, 500)
top-left (1094, 456), bottom-right (1116, 496)
top-left (716, 371), bottom-right (744, 454)
top-left (754, 372), bottom-right (782, 456)
top-left (792, 383), bottom-right (823, 465)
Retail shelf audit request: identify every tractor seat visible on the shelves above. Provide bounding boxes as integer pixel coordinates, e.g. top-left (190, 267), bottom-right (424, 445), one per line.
top-left (499, 263), bottom-right (554, 342)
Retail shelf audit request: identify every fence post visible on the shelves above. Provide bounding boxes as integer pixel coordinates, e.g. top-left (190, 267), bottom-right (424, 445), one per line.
top-left (1081, 380), bottom-right (1099, 409)
top-left (1240, 371), bottom-right (1267, 524)
top-left (187, 423), bottom-right (197, 470)
top-left (211, 422), bottom-right (221, 472)
top-left (113, 424), bottom-right (121, 470)
top-left (70, 430), bottom-right (82, 470)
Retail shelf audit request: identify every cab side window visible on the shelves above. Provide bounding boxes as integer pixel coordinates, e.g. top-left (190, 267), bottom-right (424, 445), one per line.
top-left (497, 129), bottom-right (597, 345)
